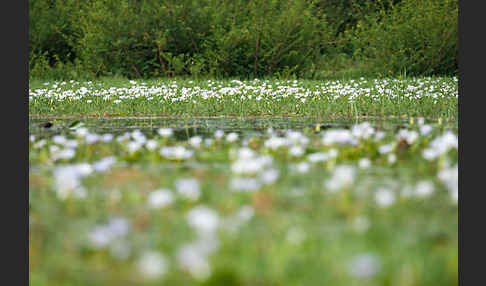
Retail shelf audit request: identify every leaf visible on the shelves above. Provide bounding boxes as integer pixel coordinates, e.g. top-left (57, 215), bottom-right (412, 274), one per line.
top-left (68, 120), bottom-right (85, 130)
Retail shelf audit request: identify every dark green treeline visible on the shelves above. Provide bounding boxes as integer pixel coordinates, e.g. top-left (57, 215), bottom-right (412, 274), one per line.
top-left (29, 0), bottom-right (458, 80)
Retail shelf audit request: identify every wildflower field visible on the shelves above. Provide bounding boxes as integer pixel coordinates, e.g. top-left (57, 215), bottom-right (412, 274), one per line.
top-left (29, 78), bottom-right (458, 286)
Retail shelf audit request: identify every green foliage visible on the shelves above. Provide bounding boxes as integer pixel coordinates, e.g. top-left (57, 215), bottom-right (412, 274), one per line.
top-left (29, 0), bottom-right (458, 79)
top-left (351, 0), bottom-right (458, 76)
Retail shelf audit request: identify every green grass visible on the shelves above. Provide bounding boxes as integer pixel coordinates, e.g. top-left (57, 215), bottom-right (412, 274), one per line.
top-left (29, 77), bottom-right (458, 119)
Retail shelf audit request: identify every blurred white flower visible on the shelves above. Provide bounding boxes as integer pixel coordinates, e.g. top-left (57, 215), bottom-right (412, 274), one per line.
top-left (375, 188), bottom-right (396, 207)
top-left (53, 163), bottom-right (92, 200)
top-left (145, 139), bottom-right (158, 151)
top-left (137, 251), bottom-right (169, 279)
top-left (92, 156), bottom-right (116, 172)
top-left (294, 162), bottom-right (310, 174)
top-left (352, 122), bottom-right (375, 140)
top-left (52, 135), bottom-right (67, 145)
top-left (127, 141), bottom-right (142, 153)
top-left (289, 145), bottom-right (305, 157)
top-left (186, 205), bottom-right (220, 235)
top-left (101, 133), bottom-right (114, 142)
top-left (396, 129), bottom-right (419, 144)
top-left (438, 165), bottom-right (458, 203)
top-left (175, 178), bottom-right (201, 201)
top-left (158, 128), bottom-right (173, 137)
top-left (214, 130), bottom-right (224, 139)
top-left (307, 152), bottom-right (329, 163)
top-left (358, 158), bottom-right (371, 169)
top-left (160, 146), bottom-right (194, 160)
top-left (420, 124), bottom-right (433, 136)
top-left (230, 177), bottom-right (261, 192)
top-left (379, 143), bottom-right (394, 154)
top-left (189, 136), bottom-right (203, 148)
top-left (259, 168), bottom-right (279, 185)
top-left (148, 189), bottom-right (174, 209)
top-left (177, 243), bottom-right (211, 281)
top-left (415, 181), bottom-right (435, 197)
top-left (322, 129), bottom-right (357, 145)
top-left (226, 132), bottom-right (238, 142)
top-left (264, 136), bottom-right (288, 150)
top-left (324, 165), bottom-right (355, 192)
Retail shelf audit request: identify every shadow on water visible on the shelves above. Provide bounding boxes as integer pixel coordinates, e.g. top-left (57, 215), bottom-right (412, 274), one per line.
top-left (29, 116), bottom-right (456, 140)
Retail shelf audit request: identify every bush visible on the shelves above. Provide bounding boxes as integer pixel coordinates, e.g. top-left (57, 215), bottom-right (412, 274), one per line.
top-left (351, 0), bottom-right (458, 76)
top-left (28, 0), bottom-right (457, 79)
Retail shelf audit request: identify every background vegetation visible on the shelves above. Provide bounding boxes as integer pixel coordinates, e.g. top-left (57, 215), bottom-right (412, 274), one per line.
top-left (29, 0), bottom-right (458, 80)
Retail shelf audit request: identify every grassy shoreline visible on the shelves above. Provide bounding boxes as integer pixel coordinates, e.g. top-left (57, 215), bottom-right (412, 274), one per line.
top-left (29, 77), bottom-right (458, 119)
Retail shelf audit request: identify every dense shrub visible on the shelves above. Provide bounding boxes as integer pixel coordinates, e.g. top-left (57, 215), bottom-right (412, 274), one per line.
top-left (29, 0), bottom-right (458, 79)
top-left (351, 0), bottom-right (458, 76)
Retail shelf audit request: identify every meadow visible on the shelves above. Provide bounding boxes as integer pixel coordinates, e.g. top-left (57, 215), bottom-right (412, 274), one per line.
top-left (29, 77), bottom-right (458, 119)
top-left (29, 77), bottom-right (458, 286)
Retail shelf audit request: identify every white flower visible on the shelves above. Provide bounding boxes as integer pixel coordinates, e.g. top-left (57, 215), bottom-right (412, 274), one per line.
top-left (230, 177), bottom-right (261, 192)
top-left (388, 154), bottom-right (397, 164)
top-left (322, 129), bottom-right (357, 145)
top-left (127, 141), bottom-right (142, 153)
top-left (101, 133), bottom-right (114, 142)
top-left (52, 135), bottom-right (67, 145)
top-left (352, 122), bottom-right (375, 140)
top-left (175, 178), bottom-right (201, 201)
top-left (396, 129), bottom-right (419, 144)
top-left (420, 125), bottom-right (433, 135)
top-left (52, 148), bottom-right (76, 161)
top-left (145, 139), bottom-right (158, 151)
top-left (375, 188), bottom-right (396, 207)
top-left (259, 168), bottom-right (279, 185)
top-left (93, 156), bottom-right (116, 172)
top-left (226, 132), bottom-right (239, 142)
top-left (160, 146), bottom-right (194, 160)
top-left (186, 206), bottom-right (220, 235)
top-left (231, 155), bottom-right (273, 175)
top-left (264, 136), bottom-right (288, 150)
top-left (158, 128), bottom-right (173, 137)
top-left (438, 165), bottom-right (458, 203)
top-left (214, 130), bottom-right (224, 139)
top-left (379, 143), bottom-right (394, 154)
top-left (324, 165), bottom-right (355, 192)
top-left (137, 251), bottom-right (169, 279)
top-left (294, 162), bottom-right (310, 174)
top-left (53, 164), bottom-right (92, 200)
top-left (289, 145), bottom-right (305, 157)
top-left (415, 181), bottom-right (435, 197)
top-left (307, 152), bottom-right (329, 163)
top-left (148, 189), bottom-right (174, 209)
top-left (358, 158), bottom-right (371, 169)
top-left (75, 127), bottom-right (89, 137)
top-left (189, 136), bottom-right (203, 148)
top-left (176, 244), bottom-right (211, 281)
